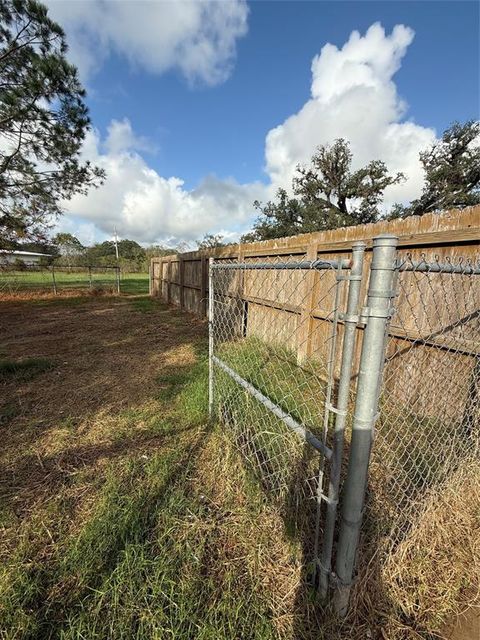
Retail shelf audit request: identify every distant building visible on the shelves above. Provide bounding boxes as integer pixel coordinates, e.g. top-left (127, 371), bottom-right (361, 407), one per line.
top-left (0, 250), bottom-right (52, 267)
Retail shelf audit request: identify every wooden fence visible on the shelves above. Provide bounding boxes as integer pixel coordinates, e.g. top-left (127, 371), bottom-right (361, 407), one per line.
top-left (151, 207), bottom-right (479, 422)
top-left (151, 206), bottom-right (479, 315)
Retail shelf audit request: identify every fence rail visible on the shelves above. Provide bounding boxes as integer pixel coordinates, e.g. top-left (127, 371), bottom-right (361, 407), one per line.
top-left (151, 206), bottom-right (479, 316)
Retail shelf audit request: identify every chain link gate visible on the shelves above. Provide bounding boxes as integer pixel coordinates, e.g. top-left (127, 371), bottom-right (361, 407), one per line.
top-left (208, 243), bottom-right (367, 602)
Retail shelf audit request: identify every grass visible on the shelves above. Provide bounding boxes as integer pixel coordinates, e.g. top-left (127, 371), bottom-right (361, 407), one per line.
top-left (213, 335), bottom-right (480, 638)
top-left (119, 274), bottom-right (150, 295)
top-left (216, 336), bottom-right (329, 433)
top-left (0, 357), bottom-right (54, 383)
top-left (0, 270), bottom-right (149, 297)
top-left (129, 296), bottom-right (162, 313)
top-left (0, 298), bottom-right (477, 640)
top-left (0, 359), bottom-right (285, 638)
top-left (383, 460), bottom-right (480, 635)
top-left (0, 297), bottom-right (296, 640)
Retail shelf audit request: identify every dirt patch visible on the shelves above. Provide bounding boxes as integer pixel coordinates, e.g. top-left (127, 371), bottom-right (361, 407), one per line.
top-left (446, 610), bottom-right (480, 640)
top-left (0, 297), bottom-right (204, 421)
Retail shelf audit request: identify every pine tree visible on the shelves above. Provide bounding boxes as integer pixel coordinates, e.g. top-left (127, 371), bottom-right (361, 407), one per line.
top-left (0, 0), bottom-right (104, 248)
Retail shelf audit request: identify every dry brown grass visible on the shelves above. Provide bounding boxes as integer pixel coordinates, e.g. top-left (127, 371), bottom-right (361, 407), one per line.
top-left (0, 297), bottom-right (205, 516)
top-left (336, 460), bottom-right (480, 640)
top-left (0, 287), bottom-right (116, 302)
top-left (382, 461), bottom-right (480, 638)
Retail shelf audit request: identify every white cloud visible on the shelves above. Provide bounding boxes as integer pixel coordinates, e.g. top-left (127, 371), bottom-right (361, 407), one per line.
top-left (104, 118), bottom-right (155, 155)
top-left (53, 217), bottom-right (99, 247)
top-left (265, 22), bottom-right (436, 208)
top-left (61, 119), bottom-right (267, 245)
top-left (45, 0), bottom-right (249, 86)
top-left (59, 23), bottom-right (440, 245)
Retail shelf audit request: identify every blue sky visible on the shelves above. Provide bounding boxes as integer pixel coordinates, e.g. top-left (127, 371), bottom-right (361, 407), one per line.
top-left (46, 0), bottom-right (479, 247)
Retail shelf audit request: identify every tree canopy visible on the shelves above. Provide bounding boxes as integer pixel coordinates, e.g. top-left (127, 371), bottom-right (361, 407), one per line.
top-left (0, 0), bottom-right (104, 248)
top-left (243, 123), bottom-right (479, 242)
top-left (52, 231), bottom-right (84, 265)
top-left (196, 233), bottom-right (226, 250)
top-left (389, 120), bottom-right (480, 218)
top-left (243, 139), bottom-right (404, 242)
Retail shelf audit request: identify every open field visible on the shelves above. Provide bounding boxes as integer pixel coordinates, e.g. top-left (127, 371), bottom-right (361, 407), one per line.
top-left (0, 295), bottom-right (478, 639)
top-left (0, 270), bottom-right (149, 296)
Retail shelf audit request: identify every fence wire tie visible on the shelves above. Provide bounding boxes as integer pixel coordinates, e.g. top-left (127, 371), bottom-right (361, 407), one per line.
top-left (316, 560), bottom-right (337, 580)
top-left (339, 311), bottom-right (360, 324)
top-left (322, 567), bottom-right (356, 589)
top-left (353, 412), bottom-right (380, 429)
top-left (336, 274), bottom-right (363, 282)
top-left (319, 492), bottom-right (339, 506)
top-left (325, 402), bottom-right (348, 417)
top-left (328, 569), bottom-right (357, 588)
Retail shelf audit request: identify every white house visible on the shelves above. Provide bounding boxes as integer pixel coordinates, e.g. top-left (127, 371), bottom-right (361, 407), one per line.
top-left (0, 250), bottom-right (52, 266)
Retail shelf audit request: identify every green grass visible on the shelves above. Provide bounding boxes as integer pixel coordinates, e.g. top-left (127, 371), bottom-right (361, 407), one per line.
top-left (0, 270), bottom-right (149, 295)
top-left (120, 274), bottom-right (150, 295)
top-left (216, 336), bottom-right (329, 430)
top-left (210, 337), bottom-right (329, 526)
top-left (2, 301), bottom-right (469, 640)
top-left (0, 357), bottom-right (54, 383)
top-left (53, 450), bottom-right (277, 640)
top-left (129, 296), bottom-right (161, 312)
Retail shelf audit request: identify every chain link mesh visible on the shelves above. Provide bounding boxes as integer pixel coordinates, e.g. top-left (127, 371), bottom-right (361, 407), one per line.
top-left (210, 255), bottom-right (348, 523)
top-left (0, 264), bottom-right (120, 296)
top-left (372, 254), bottom-right (480, 549)
top-left (210, 250), bottom-right (479, 586)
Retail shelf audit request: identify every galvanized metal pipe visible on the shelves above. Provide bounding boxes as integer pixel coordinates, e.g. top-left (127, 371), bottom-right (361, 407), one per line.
top-left (208, 257), bottom-right (214, 419)
top-left (313, 260), bottom-right (345, 579)
top-left (398, 260), bottom-right (480, 275)
top-left (51, 264), bottom-right (57, 295)
top-left (318, 241), bottom-right (366, 600)
top-left (333, 235), bottom-right (398, 616)
top-left (211, 259), bottom-right (350, 271)
top-left (115, 266), bottom-right (121, 294)
top-left (212, 355), bottom-right (333, 459)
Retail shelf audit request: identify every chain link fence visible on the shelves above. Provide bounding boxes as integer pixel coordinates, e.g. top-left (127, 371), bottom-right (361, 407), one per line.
top-left (210, 256), bottom-right (341, 499)
top-left (0, 264), bottom-right (121, 296)
top-left (209, 247), bottom-right (368, 600)
top-left (371, 254), bottom-right (480, 550)
top-left (209, 238), bottom-right (479, 615)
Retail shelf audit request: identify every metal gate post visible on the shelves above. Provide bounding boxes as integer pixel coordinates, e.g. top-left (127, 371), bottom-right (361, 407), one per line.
top-left (318, 241), bottom-right (365, 600)
top-left (333, 235), bottom-right (398, 616)
top-left (208, 257), bottom-right (214, 419)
